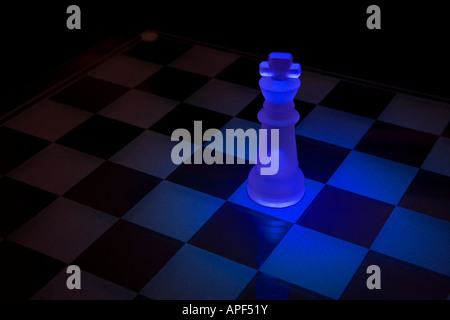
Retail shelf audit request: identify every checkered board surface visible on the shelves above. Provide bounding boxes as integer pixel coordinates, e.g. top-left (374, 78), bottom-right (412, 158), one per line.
top-left (1, 32), bottom-right (450, 300)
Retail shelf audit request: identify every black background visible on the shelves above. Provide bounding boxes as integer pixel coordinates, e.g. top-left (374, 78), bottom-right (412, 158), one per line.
top-left (0, 0), bottom-right (448, 115)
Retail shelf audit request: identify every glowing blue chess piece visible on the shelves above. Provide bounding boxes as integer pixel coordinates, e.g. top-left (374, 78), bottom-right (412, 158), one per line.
top-left (247, 52), bottom-right (305, 208)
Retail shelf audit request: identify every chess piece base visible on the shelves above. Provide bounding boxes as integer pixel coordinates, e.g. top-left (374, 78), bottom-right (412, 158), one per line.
top-left (247, 166), bottom-right (305, 208)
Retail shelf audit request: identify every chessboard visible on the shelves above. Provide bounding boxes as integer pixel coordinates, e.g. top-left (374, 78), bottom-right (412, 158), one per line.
top-left (1, 31), bottom-right (449, 300)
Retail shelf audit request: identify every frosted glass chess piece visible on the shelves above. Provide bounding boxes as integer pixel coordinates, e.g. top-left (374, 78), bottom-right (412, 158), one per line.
top-left (247, 52), bottom-right (305, 208)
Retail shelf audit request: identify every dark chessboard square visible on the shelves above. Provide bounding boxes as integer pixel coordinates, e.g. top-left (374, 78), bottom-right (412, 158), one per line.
top-left (216, 57), bottom-right (261, 89)
top-left (167, 150), bottom-right (251, 200)
top-left (442, 121), bottom-right (450, 138)
top-left (0, 177), bottom-right (57, 237)
top-left (135, 67), bottom-right (209, 101)
top-left (320, 81), bottom-right (395, 118)
top-left (189, 203), bottom-right (292, 269)
top-left (0, 126), bottom-right (50, 174)
top-left (296, 135), bottom-right (351, 183)
top-left (399, 170), bottom-right (450, 221)
top-left (57, 115), bottom-right (144, 159)
top-left (239, 272), bottom-right (330, 300)
top-left (236, 94), bottom-right (264, 123)
top-left (355, 121), bottom-right (438, 167)
top-left (124, 37), bottom-right (192, 65)
top-left (237, 94), bottom-right (315, 125)
top-left (50, 76), bottom-right (129, 113)
top-left (72, 219), bottom-right (183, 292)
top-left (64, 161), bottom-right (161, 217)
top-left (294, 100), bottom-right (316, 124)
top-left (298, 186), bottom-right (394, 248)
top-left (0, 240), bottom-right (65, 299)
top-left (150, 103), bottom-right (232, 138)
top-left (342, 251), bottom-right (450, 300)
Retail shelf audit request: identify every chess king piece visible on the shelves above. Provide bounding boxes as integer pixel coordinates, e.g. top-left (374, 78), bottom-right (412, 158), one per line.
top-left (247, 52), bottom-right (305, 208)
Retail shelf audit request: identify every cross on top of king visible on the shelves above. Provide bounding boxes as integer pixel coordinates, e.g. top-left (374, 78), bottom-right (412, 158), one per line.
top-left (259, 52), bottom-right (301, 80)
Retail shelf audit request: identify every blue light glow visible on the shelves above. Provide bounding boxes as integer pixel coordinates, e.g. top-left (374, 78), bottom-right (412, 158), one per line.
top-left (327, 150), bottom-right (418, 205)
top-left (260, 225), bottom-right (368, 299)
top-left (229, 178), bottom-right (324, 223)
top-left (295, 106), bottom-right (375, 149)
top-left (371, 207), bottom-right (450, 277)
